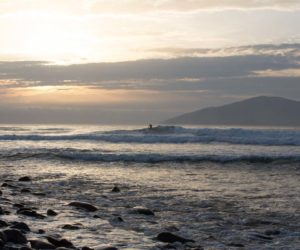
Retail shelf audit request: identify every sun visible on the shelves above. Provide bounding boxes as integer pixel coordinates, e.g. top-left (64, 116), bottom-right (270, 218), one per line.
top-left (14, 11), bottom-right (92, 63)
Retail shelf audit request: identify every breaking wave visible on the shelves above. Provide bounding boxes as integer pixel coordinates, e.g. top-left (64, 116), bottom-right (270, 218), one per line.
top-left (1, 148), bottom-right (299, 164)
top-left (0, 126), bottom-right (299, 146)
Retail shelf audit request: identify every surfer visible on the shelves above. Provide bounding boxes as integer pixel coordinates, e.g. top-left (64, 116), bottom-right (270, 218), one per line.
top-left (148, 124), bottom-right (153, 130)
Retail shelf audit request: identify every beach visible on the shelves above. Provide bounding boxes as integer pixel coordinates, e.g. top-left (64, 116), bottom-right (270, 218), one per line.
top-left (0, 125), bottom-right (299, 249)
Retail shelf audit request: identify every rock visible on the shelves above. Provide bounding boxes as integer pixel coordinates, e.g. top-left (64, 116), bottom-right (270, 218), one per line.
top-left (250, 233), bottom-right (273, 240)
top-left (111, 186), bottom-right (120, 193)
top-left (37, 229), bottom-right (46, 234)
top-left (132, 206), bottom-right (155, 216)
top-left (32, 192), bottom-right (46, 197)
top-left (17, 208), bottom-right (45, 219)
top-left (227, 243), bottom-right (245, 247)
top-left (0, 190), bottom-right (2, 196)
top-left (30, 240), bottom-right (56, 249)
top-left (3, 229), bottom-right (28, 244)
top-left (47, 209), bottom-right (58, 216)
top-left (265, 229), bottom-right (280, 235)
top-left (10, 222), bottom-right (31, 232)
top-left (82, 247), bottom-right (94, 250)
top-left (62, 224), bottom-right (80, 230)
top-left (0, 220), bottom-right (8, 228)
top-left (18, 176), bottom-right (31, 182)
top-left (0, 231), bottom-right (6, 242)
top-left (68, 202), bottom-right (98, 212)
top-left (46, 236), bottom-right (75, 248)
top-left (13, 203), bottom-right (25, 208)
top-left (56, 248), bottom-right (74, 250)
top-left (21, 188), bottom-right (31, 193)
top-left (1, 183), bottom-right (8, 187)
top-left (0, 207), bottom-right (4, 215)
top-left (100, 247), bottom-right (118, 250)
top-left (20, 247), bottom-right (33, 250)
top-left (157, 232), bottom-right (195, 244)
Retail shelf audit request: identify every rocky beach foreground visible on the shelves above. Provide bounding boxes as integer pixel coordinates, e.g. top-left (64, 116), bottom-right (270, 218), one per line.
top-left (0, 162), bottom-right (299, 250)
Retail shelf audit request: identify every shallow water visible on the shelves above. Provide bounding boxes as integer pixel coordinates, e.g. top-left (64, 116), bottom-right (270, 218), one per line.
top-left (0, 125), bottom-right (299, 249)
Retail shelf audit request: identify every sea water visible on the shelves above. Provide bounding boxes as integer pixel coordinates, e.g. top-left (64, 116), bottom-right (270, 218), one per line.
top-left (0, 125), bottom-right (299, 249)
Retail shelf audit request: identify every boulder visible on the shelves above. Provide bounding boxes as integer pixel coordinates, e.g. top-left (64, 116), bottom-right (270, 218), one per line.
top-left (3, 229), bottom-right (28, 244)
top-left (30, 240), bottom-right (56, 249)
top-left (17, 208), bottom-right (45, 219)
top-left (46, 236), bottom-right (75, 248)
top-left (10, 222), bottom-right (31, 232)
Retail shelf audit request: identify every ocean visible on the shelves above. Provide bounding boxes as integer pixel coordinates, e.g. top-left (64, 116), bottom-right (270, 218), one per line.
top-left (0, 125), bottom-right (299, 249)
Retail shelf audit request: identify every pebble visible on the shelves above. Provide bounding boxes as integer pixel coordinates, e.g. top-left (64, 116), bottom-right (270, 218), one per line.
top-left (132, 206), bottom-right (155, 216)
top-left (157, 232), bottom-right (195, 244)
top-left (18, 176), bottom-right (31, 182)
top-left (47, 209), bottom-right (58, 216)
top-left (30, 240), bottom-right (56, 249)
top-left (68, 202), bottom-right (98, 212)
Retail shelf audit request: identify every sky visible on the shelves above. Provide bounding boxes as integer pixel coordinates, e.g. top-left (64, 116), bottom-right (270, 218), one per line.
top-left (0, 0), bottom-right (300, 124)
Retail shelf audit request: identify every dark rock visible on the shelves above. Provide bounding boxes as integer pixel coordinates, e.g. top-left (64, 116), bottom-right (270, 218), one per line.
top-left (13, 203), bottom-right (25, 208)
top-left (0, 239), bottom-right (4, 248)
top-left (3, 229), bottom-right (28, 244)
top-left (227, 243), bottom-right (245, 247)
top-left (111, 186), bottom-right (120, 193)
top-left (10, 222), bottom-right (31, 232)
top-left (265, 229), bottom-right (280, 235)
top-left (1, 183), bottom-right (8, 187)
top-left (47, 209), bottom-right (58, 216)
top-left (0, 207), bottom-right (4, 215)
top-left (56, 248), bottom-right (74, 250)
top-left (251, 233), bottom-right (273, 240)
top-left (18, 176), bottom-right (31, 182)
top-left (99, 248), bottom-right (118, 250)
top-left (32, 192), bottom-right (46, 197)
top-left (132, 206), bottom-right (155, 216)
top-left (37, 229), bottom-right (46, 234)
top-left (157, 232), bottom-right (195, 244)
top-left (62, 224), bottom-right (80, 230)
top-left (68, 202), bottom-right (98, 212)
top-left (30, 240), bottom-right (56, 249)
top-left (82, 247), bottom-right (94, 250)
top-left (3, 246), bottom-right (19, 250)
top-left (0, 220), bottom-right (8, 228)
top-left (20, 247), bottom-right (33, 250)
top-left (46, 236), bottom-right (75, 248)
top-left (115, 216), bottom-right (123, 222)
top-left (0, 231), bottom-right (6, 242)
top-left (21, 188), bottom-right (31, 193)
top-left (0, 190), bottom-right (2, 196)
top-left (17, 208), bottom-right (45, 219)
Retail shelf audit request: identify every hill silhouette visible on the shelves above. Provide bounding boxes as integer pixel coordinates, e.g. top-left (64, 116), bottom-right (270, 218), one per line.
top-left (164, 96), bottom-right (300, 126)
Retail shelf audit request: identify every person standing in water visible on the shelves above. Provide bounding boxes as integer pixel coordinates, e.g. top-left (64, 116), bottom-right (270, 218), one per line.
top-left (148, 124), bottom-right (153, 129)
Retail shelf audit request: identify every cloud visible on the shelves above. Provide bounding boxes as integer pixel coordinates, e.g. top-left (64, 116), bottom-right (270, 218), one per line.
top-left (90, 0), bottom-right (300, 13)
top-left (148, 43), bottom-right (300, 58)
top-left (0, 44), bottom-right (299, 90)
top-left (1, 43), bottom-right (300, 124)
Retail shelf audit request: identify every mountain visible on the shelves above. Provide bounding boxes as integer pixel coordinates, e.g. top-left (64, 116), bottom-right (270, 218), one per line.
top-left (164, 96), bottom-right (300, 126)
